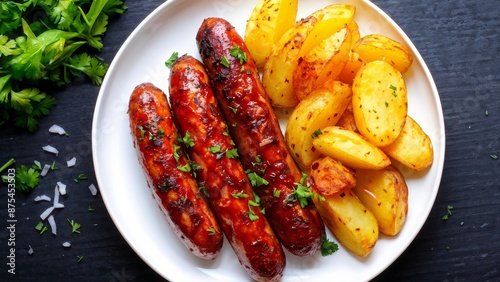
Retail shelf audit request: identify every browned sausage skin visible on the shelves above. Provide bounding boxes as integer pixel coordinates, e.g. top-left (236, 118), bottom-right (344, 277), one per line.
top-left (196, 18), bottom-right (325, 256)
top-left (169, 55), bottom-right (285, 281)
top-left (128, 82), bottom-right (223, 260)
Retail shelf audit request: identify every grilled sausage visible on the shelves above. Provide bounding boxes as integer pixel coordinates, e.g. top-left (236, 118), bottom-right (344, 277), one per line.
top-left (128, 82), bottom-right (223, 259)
top-left (169, 55), bottom-right (285, 281)
top-left (196, 18), bottom-right (325, 256)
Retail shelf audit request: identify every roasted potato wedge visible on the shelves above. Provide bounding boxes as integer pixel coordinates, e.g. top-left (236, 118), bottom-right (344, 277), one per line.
top-left (313, 190), bottom-right (378, 257)
top-left (308, 156), bottom-right (356, 196)
top-left (353, 34), bottom-right (413, 74)
top-left (338, 50), bottom-right (364, 85)
top-left (262, 4), bottom-right (356, 108)
top-left (293, 26), bottom-right (351, 100)
top-left (352, 60), bottom-right (408, 147)
top-left (353, 166), bottom-right (409, 236)
top-left (312, 126), bottom-right (391, 170)
top-left (381, 116), bottom-right (433, 171)
top-left (286, 80), bottom-right (352, 170)
top-left (244, 0), bottom-right (298, 69)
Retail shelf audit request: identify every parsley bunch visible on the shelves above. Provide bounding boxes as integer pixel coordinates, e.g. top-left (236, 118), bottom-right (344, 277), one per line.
top-left (0, 0), bottom-right (127, 131)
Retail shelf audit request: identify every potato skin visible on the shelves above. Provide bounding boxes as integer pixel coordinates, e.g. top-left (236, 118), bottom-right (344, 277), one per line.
top-left (353, 34), bottom-right (413, 74)
top-left (352, 60), bottom-right (408, 147)
top-left (262, 4), bottom-right (356, 108)
top-left (245, 0), bottom-right (298, 69)
top-left (353, 166), bottom-right (409, 236)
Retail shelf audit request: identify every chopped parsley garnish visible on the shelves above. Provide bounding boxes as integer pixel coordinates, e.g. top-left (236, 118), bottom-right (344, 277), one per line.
top-left (248, 193), bottom-right (263, 221)
top-left (320, 235), bottom-right (339, 256)
top-left (165, 52), bottom-right (178, 69)
top-left (177, 163), bottom-right (192, 172)
top-left (490, 154), bottom-right (498, 160)
top-left (232, 191), bottom-right (249, 199)
top-left (442, 205), bottom-right (453, 220)
top-left (158, 128), bottom-right (165, 139)
top-left (311, 129), bottom-right (323, 139)
top-left (67, 219), bottom-right (81, 233)
top-left (246, 170), bottom-right (269, 187)
top-left (76, 255), bottom-right (84, 263)
top-left (208, 146), bottom-right (222, 153)
top-left (292, 173), bottom-right (314, 208)
top-left (273, 188), bottom-right (280, 198)
top-left (228, 106), bottom-right (238, 114)
top-left (148, 132), bottom-right (156, 141)
top-left (173, 144), bottom-right (181, 163)
top-left (50, 161), bottom-right (58, 170)
top-left (73, 173), bottom-right (87, 183)
top-left (229, 45), bottom-right (247, 64)
top-left (35, 222), bottom-right (48, 235)
top-left (207, 226), bottom-right (217, 236)
top-left (198, 186), bottom-right (208, 197)
top-left (485, 110), bottom-right (489, 116)
top-left (178, 132), bottom-right (195, 147)
top-left (226, 148), bottom-right (239, 159)
top-left (220, 56), bottom-right (230, 68)
top-left (88, 205), bottom-right (95, 212)
top-left (138, 126), bottom-right (146, 141)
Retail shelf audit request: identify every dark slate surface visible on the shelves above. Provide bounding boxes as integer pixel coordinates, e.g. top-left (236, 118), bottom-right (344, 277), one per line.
top-left (0, 0), bottom-right (498, 281)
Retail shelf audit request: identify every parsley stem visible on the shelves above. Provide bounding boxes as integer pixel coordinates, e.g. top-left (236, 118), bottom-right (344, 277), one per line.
top-left (0, 158), bottom-right (16, 174)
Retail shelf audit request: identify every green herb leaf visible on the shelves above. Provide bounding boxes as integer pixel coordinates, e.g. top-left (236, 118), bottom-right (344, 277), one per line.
top-left (311, 129), bottom-right (322, 139)
top-left (229, 45), bottom-right (247, 64)
top-left (67, 218), bottom-right (81, 233)
top-left (178, 132), bottom-right (195, 147)
top-left (225, 148), bottom-right (239, 159)
top-left (165, 52), bottom-right (179, 69)
top-left (490, 154), bottom-right (498, 160)
top-left (442, 205), bottom-right (453, 220)
top-left (320, 235), bottom-right (339, 256)
top-left (246, 170), bottom-right (269, 187)
top-left (231, 192), bottom-right (249, 199)
top-left (220, 56), bottom-right (230, 68)
top-left (208, 146), bottom-right (222, 153)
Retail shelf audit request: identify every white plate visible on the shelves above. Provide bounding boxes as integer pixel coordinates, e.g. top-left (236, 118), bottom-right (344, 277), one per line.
top-left (92, 0), bottom-right (445, 281)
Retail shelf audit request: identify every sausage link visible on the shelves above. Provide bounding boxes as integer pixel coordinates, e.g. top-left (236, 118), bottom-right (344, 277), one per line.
top-left (169, 55), bottom-right (285, 281)
top-left (128, 82), bottom-right (223, 259)
top-left (196, 18), bottom-right (325, 256)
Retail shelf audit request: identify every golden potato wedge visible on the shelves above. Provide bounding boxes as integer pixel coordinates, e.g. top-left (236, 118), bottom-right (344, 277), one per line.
top-left (338, 50), bottom-right (364, 85)
top-left (293, 26), bottom-right (351, 100)
top-left (348, 20), bottom-right (360, 47)
top-left (313, 190), bottom-right (378, 257)
top-left (312, 126), bottom-right (391, 170)
top-left (352, 60), bottom-right (408, 147)
top-left (244, 0), bottom-right (298, 69)
top-left (262, 4), bottom-right (356, 108)
top-left (308, 156), bottom-right (356, 196)
top-left (286, 81), bottom-right (352, 170)
top-left (353, 166), bottom-right (408, 236)
top-left (381, 116), bottom-right (434, 171)
top-left (353, 34), bottom-right (413, 73)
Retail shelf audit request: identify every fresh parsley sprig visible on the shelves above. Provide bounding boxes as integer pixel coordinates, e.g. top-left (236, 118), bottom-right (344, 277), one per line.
top-left (0, 0), bottom-right (127, 131)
